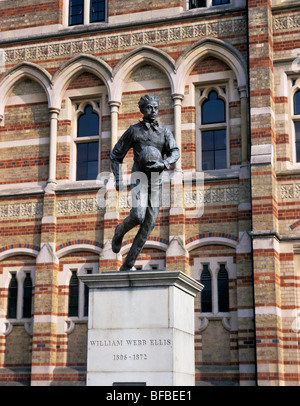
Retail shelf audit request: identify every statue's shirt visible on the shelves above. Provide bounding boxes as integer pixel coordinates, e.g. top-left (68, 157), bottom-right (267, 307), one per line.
top-left (110, 119), bottom-right (180, 180)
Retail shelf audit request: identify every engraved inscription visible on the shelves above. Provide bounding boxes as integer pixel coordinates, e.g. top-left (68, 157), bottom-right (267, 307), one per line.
top-left (89, 337), bottom-right (172, 362)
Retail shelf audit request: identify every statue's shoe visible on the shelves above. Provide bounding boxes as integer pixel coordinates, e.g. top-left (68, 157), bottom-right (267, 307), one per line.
top-left (112, 224), bottom-right (123, 253)
top-left (120, 264), bottom-right (132, 272)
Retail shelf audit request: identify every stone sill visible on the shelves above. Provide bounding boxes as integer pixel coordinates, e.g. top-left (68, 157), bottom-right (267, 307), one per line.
top-left (272, 0), bottom-right (300, 12)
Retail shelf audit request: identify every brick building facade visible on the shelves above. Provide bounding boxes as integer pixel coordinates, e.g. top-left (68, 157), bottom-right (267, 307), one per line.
top-left (0, 0), bottom-right (299, 386)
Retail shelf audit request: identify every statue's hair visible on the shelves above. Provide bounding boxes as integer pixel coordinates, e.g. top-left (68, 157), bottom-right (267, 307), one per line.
top-left (138, 95), bottom-right (160, 111)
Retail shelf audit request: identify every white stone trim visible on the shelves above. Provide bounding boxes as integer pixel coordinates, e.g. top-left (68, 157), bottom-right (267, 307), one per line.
top-left (186, 237), bottom-right (237, 252)
top-left (56, 244), bottom-right (102, 258)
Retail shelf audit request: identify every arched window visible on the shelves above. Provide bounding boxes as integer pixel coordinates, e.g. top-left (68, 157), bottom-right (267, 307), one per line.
top-left (293, 90), bottom-right (300, 162)
top-left (5, 269), bottom-right (35, 321)
top-left (22, 273), bottom-right (33, 318)
top-left (201, 90), bottom-right (227, 171)
top-left (68, 271), bottom-right (79, 317)
top-left (76, 104), bottom-right (100, 181)
top-left (202, 90), bottom-right (225, 125)
top-left (200, 265), bottom-right (212, 313)
top-left (7, 273), bottom-right (18, 319)
top-left (217, 264), bottom-right (229, 313)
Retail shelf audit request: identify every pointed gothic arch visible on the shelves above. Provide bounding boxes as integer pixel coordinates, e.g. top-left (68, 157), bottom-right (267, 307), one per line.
top-left (111, 46), bottom-right (176, 102)
top-left (174, 37), bottom-right (248, 95)
top-left (0, 62), bottom-right (52, 120)
top-left (51, 54), bottom-right (113, 109)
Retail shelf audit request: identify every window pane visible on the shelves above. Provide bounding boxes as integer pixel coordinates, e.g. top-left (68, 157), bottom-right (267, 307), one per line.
top-left (77, 161), bottom-right (88, 181)
top-left (87, 161), bottom-right (99, 180)
top-left (69, 0), bottom-right (84, 26)
top-left (202, 131), bottom-right (214, 151)
top-left (202, 129), bottom-right (227, 170)
top-left (202, 91), bottom-right (226, 125)
top-left (295, 90), bottom-right (300, 115)
top-left (295, 122), bottom-right (300, 162)
top-left (77, 143), bottom-right (88, 162)
top-left (190, 0), bottom-right (206, 8)
top-left (78, 105), bottom-right (99, 137)
top-left (214, 129), bottom-right (226, 150)
top-left (68, 271), bottom-right (79, 317)
top-left (88, 141), bottom-right (99, 161)
top-left (7, 274), bottom-right (18, 319)
top-left (202, 150), bottom-right (214, 171)
top-left (218, 264), bottom-right (229, 313)
top-left (76, 142), bottom-right (99, 181)
top-left (215, 149), bottom-right (227, 170)
top-left (23, 273), bottom-right (33, 318)
top-left (212, 0), bottom-right (230, 5)
top-left (90, 0), bottom-right (105, 22)
top-left (200, 265), bottom-right (212, 313)
top-left (295, 122), bottom-right (300, 141)
top-left (297, 141), bottom-right (300, 163)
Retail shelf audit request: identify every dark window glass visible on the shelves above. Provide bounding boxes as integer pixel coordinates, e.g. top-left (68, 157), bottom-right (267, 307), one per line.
top-left (202, 129), bottom-right (227, 170)
top-left (78, 105), bottom-right (99, 137)
top-left (295, 122), bottom-right (300, 162)
top-left (77, 142), bottom-right (99, 180)
top-left (202, 91), bottom-right (226, 125)
top-left (84, 270), bottom-right (92, 317)
top-left (7, 274), bottom-right (18, 319)
top-left (69, 0), bottom-right (84, 26)
top-left (217, 264), bottom-right (229, 313)
top-left (190, 0), bottom-right (206, 8)
top-left (90, 0), bottom-right (105, 22)
top-left (68, 271), bottom-right (79, 317)
top-left (200, 265), bottom-right (212, 313)
top-left (212, 0), bottom-right (230, 5)
top-left (23, 273), bottom-right (33, 318)
top-left (294, 90), bottom-right (300, 116)
top-left (76, 105), bottom-right (99, 181)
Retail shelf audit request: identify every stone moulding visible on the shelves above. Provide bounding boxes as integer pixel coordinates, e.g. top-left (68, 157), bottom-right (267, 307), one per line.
top-left (273, 13), bottom-right (300, 32)
top-left (79, 270), bottom-right (203, 297)
top-left (280, 184), bottom-right (300, 200)
top-left (0, 202), bottom-right (43, 219)
top-left (4, 17), bottom-right (246, 64)
top-left (56, 197), bottom-right (102, 215)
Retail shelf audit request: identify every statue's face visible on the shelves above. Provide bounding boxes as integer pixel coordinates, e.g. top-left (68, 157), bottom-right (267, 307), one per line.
top-left (142, 101), bottom-right (159, 122)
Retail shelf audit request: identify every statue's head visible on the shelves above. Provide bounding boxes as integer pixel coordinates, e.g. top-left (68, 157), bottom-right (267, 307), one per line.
top-left (138, 95), bottom-right (160, 122)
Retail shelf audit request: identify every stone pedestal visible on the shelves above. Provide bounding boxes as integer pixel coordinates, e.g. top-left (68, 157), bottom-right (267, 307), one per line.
top-left (80, 270), bottom-right (203, 386)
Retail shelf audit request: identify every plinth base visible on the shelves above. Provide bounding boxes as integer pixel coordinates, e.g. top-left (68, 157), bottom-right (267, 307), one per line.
top-left (80, 270), bottom-right (203, 386)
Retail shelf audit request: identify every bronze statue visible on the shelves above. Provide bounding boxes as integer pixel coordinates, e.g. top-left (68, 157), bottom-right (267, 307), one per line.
top-left (110, 95), bottom-right (180, 271)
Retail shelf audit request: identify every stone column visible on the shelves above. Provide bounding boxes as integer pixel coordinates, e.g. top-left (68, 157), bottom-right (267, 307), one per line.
top-left (108, 101), bottom-right (121, 153)
top-left (238, 86), bottom-right (249, 164)
top-left (172, 93), bottom-right (184, 171)
top-left (48, 108), bottom-right (60, 184)
top-left (166, 94), bottom-right (189, 273)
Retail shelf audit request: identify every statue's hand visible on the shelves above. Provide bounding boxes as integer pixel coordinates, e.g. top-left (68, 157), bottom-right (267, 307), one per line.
top-left (145, 161), bottom-right (165, 173)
